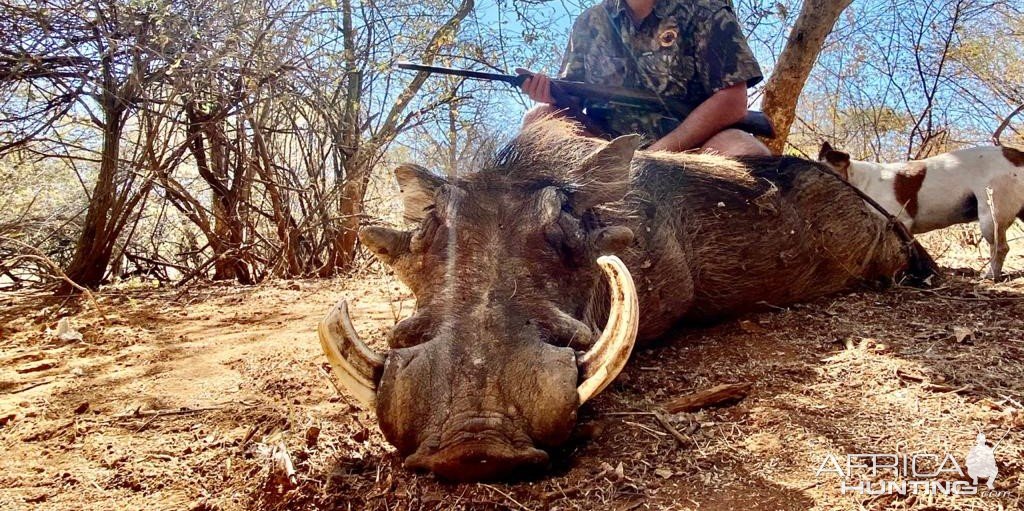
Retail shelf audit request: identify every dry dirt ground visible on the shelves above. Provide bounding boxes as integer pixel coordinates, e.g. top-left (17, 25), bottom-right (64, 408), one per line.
top-left (3, 232), bottom-right (1024, 510)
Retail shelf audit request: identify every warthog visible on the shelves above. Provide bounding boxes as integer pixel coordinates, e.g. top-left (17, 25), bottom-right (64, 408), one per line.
top-left (319, 118), bottom-right (927, 481)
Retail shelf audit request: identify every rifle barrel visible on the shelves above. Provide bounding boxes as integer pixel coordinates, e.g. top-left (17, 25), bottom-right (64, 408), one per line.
top-left (395, 62), bottom-right (523, 86)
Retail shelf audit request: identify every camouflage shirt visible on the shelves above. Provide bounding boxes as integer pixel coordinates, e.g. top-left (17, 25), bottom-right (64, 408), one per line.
top-left (559, 0), bottom-right (762, 141)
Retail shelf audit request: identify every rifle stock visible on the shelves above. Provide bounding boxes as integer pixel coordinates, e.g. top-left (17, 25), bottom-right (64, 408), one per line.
top-left (396, 62), bottom-right (777, 139)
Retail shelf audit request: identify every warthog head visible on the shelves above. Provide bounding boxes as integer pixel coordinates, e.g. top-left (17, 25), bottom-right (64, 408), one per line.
top-left (319, 128), bottom-right (643, 481)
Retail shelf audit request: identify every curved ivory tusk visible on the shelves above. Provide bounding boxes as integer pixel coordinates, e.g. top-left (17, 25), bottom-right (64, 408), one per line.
top-left (577, 255), bottom-right (640, 404)
top-left (318, 299), bottom-right (386, 408)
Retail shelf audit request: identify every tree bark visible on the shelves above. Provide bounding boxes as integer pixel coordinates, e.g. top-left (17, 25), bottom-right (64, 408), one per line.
top-left (61, 40), bottom-right (128, 292)
top-left (62, 111), bottom-right (122, 290)
top-left (760, 0), bottom-right (852, 154)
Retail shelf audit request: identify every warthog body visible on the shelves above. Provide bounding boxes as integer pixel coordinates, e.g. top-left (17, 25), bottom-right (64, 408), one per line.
top-left (322, 119), bottom-right (921, 481)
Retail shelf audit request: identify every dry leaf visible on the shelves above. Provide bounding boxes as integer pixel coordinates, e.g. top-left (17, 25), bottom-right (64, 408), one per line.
top-left (953, 327), bottom-right (973, 343)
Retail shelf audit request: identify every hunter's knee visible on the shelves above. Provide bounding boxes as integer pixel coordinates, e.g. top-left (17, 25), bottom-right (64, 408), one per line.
top-left (702, 129), bottom-right (771, 157)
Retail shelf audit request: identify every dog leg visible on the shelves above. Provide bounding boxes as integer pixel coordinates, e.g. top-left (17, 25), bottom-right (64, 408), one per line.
top-left (982, 186), bottom-right (1013, 280)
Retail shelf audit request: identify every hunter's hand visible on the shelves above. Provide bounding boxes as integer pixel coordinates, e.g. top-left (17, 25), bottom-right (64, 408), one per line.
top-left (516, 68), bottom-right (555, 105)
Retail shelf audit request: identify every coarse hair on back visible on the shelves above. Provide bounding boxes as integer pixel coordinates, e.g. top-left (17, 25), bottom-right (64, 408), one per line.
top-left (482, 116), bottom-right (607, 186)
top-left (480, 115), bottom-right (754, 189)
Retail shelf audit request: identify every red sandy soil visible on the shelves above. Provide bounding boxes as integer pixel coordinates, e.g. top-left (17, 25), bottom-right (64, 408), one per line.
top-left (1, 235), bottom-right (1023, 510)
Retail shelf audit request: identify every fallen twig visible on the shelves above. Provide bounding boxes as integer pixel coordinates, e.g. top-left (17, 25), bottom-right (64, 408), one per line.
top-left (623, 420), bottom-right (667, 438)
top-left (482, 484), bottom-right (533, 511)
top-left (540, 486), bottom-right (581, 502)
top-left (5, 380), bottom-right (53, 394)
top-left (0, 242), bottom-right (109, 321)
top-left (905, 287), bottom-right (1024, 302)
top-left (653, 411), bottom-right (689, 447)
top-left (317, 365), bottom-right (344, 396)
top-left (119, 405), bottom-right (227, 419)
top-left (923, 383), bottom-right (972, 394)
top-left (271, 440), bottom-right (297, 488)
top-left (663, 382), bottom-right (753, 413)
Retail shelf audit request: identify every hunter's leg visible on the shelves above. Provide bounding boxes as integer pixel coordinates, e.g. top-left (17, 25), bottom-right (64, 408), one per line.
top-left (701, 128), bottom-right (771, 157)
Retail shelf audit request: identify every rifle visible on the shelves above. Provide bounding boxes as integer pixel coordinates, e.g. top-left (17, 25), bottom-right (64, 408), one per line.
top-left (395, 61), bottom-right (777, 139)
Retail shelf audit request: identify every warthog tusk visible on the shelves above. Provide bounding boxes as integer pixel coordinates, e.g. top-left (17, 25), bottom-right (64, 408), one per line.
top-left (318, 299), bottom-right (386, 408)
top-left (576, 255), bottom-right (639, 404)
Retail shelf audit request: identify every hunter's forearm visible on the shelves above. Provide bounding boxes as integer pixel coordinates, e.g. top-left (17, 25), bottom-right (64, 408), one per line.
top-left (649, 83), bottom-right (749, 151)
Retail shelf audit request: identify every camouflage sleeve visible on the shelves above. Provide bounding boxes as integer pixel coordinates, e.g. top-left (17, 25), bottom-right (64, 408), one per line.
top-left (558, 11), bottom-right (591, 81)
top-left (694, 1), bottom-right (763, 95)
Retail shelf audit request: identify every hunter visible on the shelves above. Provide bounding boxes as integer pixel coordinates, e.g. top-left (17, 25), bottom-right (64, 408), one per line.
top-left (520, 0), bottom-right (770, 156)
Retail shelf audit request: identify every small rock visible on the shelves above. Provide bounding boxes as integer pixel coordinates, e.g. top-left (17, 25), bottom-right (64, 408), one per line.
top-left (49, 317), bottom-right (83, 342)
top-left (654, 467), bottom-right (673, 479)
top-left (305, 425), bottom-right (321, 447)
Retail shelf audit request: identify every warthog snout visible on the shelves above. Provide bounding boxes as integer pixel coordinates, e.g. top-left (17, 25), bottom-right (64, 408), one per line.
top-left (405, 441), bottom-right (550, 481)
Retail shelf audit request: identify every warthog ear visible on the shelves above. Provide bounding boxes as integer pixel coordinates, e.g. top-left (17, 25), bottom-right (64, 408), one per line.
top-left (359, 226), bottom-right (411, 264)
top-left (395, 164), bottom-right (447, 223)
top-left (568, 135), bottom-right (642, 214)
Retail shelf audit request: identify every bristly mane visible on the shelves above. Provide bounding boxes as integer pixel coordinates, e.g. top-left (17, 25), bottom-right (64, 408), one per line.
top-left (474, 116), bottom-right (753, 190)
top-left (481, 117), bottom-right (606, 186)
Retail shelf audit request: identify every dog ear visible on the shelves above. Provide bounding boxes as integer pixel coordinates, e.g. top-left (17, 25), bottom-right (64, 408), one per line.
top-left (818, 142), bottom-right (851, 180)
top-left (817, 141), bottom-right (834, 161)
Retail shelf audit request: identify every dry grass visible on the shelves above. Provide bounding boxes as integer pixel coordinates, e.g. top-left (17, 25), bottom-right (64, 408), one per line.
top-left (1, 229), bottom-right (1023, 510)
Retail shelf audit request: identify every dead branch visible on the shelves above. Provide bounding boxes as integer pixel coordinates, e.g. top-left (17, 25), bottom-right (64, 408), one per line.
top-left (662, 382), bottom-right (753, 413)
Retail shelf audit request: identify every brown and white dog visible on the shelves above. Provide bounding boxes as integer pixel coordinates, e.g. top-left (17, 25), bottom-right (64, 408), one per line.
top-left (818, 142), bottom-right (1024, 279)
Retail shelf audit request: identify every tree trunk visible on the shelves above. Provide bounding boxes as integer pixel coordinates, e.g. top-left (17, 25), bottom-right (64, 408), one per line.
top-left (185, 104), bottom-right (254, 284)
top-left (61, 108), bottom-right (123, 291)
top-left (760, 0), bottom-right (852, 154)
